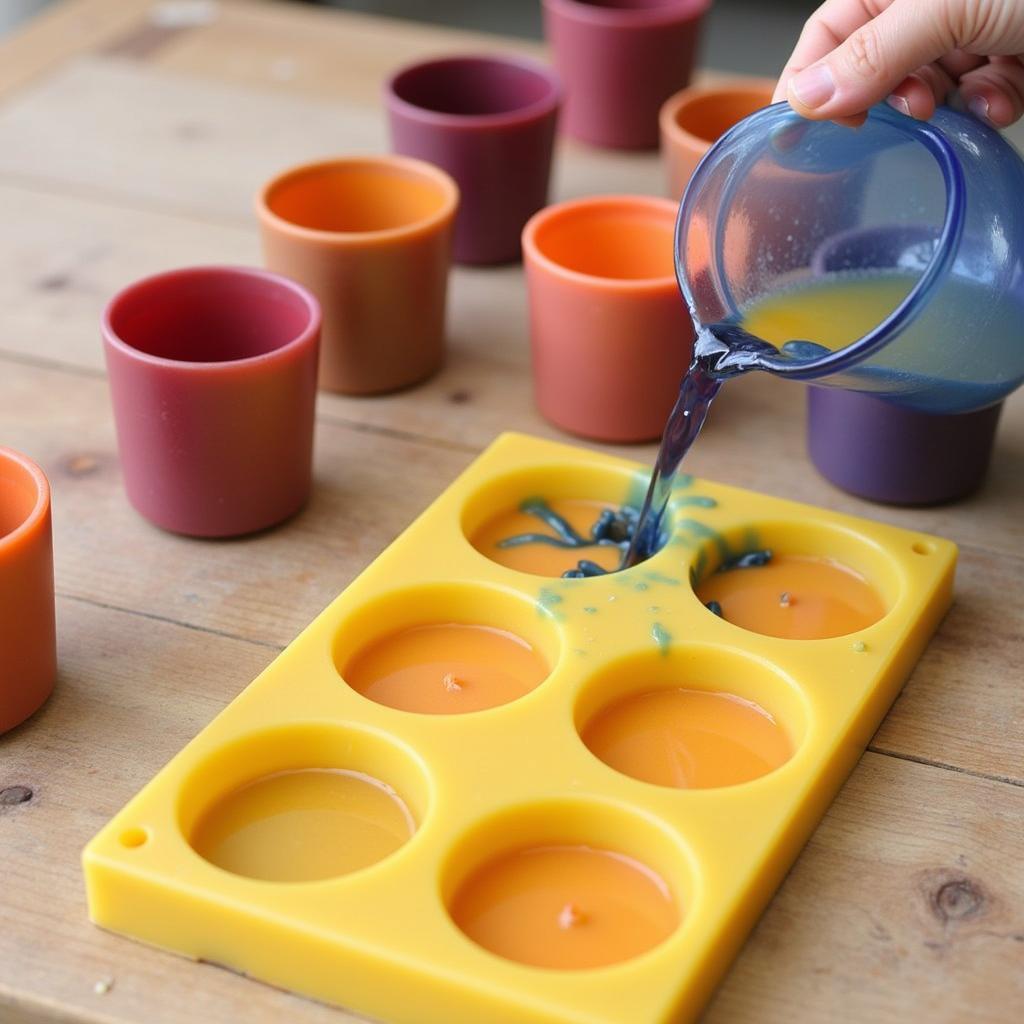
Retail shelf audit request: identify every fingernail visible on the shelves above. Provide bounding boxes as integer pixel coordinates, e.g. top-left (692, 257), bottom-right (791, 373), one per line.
top-left (886, 93), bottom-right (911, 116)
top-left (968, 95), bottom-right (991, 124)
top-left (790, 64), bottom-right (835, 109)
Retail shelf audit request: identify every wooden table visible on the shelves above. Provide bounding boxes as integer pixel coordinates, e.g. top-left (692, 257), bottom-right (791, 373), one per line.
top-left (0, 2), bottom-right (1021, 1022)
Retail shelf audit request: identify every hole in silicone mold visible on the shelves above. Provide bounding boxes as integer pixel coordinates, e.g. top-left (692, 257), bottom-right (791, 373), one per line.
top-left (576, 648), bottom-right (806, 789)
top-left (443, 801), bottom-right (691, 970)
top-left (119, 827), bottom-right (148, 848)
top-left (912, 541), bottom-right (935, 555)
top-left (180, 724), bottom-right (429, 884)
top-left (463, 464), bottom-right (670, 578)
top-left (335, 584), bottom-right (561, 715)
top-left (690, 521), bottom-right (897, 640)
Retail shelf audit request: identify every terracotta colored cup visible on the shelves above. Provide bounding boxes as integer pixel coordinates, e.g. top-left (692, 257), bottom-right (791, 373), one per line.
top-left (542, 0), bottom-right (710, 150)
top-left (660, 79), bottom-right (775, 197)
top-left (0, 447), bottom-right (56, 734)
top-left (386, 55), bottom-right (561, 265)
top-left (102, 266), bottom-right (321, 538)
top-left (522, 195), bottom-right (693, 442)
top-left (257, 156), bottom-right (458, 394)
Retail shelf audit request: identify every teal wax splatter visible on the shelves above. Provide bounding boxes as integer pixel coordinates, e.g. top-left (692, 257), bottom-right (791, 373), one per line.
top-left (651, 622), bottom-right (672, 653)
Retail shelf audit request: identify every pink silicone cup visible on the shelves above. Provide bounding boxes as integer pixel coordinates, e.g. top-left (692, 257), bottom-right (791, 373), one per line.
top-left (102, 266), bottom-right (321, 538)
top-left (543, 0), bottom-right (711, 150)
top-left (387, 54), bottom-right (561, 265)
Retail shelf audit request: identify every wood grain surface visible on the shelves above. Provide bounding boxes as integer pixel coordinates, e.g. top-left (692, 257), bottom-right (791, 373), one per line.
top-left (0, 2), bottom-right (1021, 1023)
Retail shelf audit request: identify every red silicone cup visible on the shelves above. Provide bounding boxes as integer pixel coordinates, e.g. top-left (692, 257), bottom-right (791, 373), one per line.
top-left (386, 55), bottom-right (561, 265)
top-left (522, 195), bottom-right (693, 443)
top-left (102, 267), bottom-right (321, 538)
top-left (0, 447), bottom-right (56, 734)
top-left (542, 0), bottom-right (711, 150)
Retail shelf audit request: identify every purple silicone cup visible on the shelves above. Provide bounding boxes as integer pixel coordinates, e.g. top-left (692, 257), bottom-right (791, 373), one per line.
top-left (386, 55), bottom-right (561, 265)
top-left (543, 0), bottom-right (710, 150)
top-left (807, 386), bottom-right (1003, 506)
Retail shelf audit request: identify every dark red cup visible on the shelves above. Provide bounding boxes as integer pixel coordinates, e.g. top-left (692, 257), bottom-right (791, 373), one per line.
top-left (543, 0), bottom-right (710, 150)
top-left (386, 54), bottom-right (561, 265)
top-left (102, 267), bottom-right (321, 538)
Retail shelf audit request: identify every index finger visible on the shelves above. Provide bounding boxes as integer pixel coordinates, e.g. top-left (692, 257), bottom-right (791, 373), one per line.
top-left (773, 0), bottom-right (895, 101)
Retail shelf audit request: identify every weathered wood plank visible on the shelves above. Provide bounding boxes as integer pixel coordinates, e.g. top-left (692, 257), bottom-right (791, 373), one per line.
top-left (0, 357), bottom-right (1020, 785)
top-left (2, 601), bottom-right (1021, 1023)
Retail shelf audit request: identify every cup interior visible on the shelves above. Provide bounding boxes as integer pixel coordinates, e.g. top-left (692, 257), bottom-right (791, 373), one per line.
top-left (390, 57), bottom-right (556, 118)
top-left (528, 200), bottom-right (676, 281)
top-left (106, 269), bottom-right (316, 364)
top-left (264, 160), bottom-right (454, 234)
top-left (0, 452), bottom-right (44, 540)
top-left (671, 88), bottom-right (773, 144)
top-left (568, 1), bottom-right (695, 11)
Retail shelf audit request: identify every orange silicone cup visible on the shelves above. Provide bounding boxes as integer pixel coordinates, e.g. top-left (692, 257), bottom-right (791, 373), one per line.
top-left (659, 80), bottom-right (775, 198)
top-left (256, 156), bottom-right (459, 395)
top-left (521, 195), bottom-right (692, 443)
top-left (0, 447), bottom-right (56, 734)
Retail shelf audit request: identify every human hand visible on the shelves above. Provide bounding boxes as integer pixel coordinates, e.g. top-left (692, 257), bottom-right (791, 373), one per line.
top-left (773, 0), bottom-right (1024, 128)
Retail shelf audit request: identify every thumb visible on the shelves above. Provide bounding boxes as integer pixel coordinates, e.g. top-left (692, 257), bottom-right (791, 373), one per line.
top-left (788, 0), bottom-right (953, 119)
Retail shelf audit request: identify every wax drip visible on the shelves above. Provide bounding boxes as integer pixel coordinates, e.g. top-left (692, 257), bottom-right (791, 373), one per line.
top-left (497, 499), bottom-right (643, 578)
top-left (720, 549), bottom-right (773, 570)
top-left (625, 325), bottom-right (781, 568)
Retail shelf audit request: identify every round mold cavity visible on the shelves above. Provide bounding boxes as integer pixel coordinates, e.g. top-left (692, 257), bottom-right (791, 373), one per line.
top-left (335, 583), bottom-right (562, 715)
top-left (576, 646), bottom-right (807, 790)
top-left (462, 463), bottom-right (667, 579)
top-left (179, 723), bottom-right (429, 884)
top-left (689, 520), bottom-right (899, 640)
top-left (442, 799), bottom-right (692, 971)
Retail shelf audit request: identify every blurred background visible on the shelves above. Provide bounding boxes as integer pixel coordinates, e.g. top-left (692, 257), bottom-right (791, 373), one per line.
top-left (1, 0), bottom-right (812, 78)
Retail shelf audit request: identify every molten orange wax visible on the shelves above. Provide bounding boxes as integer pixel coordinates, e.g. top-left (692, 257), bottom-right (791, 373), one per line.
top-left (583, 688), bottom-right (791, 788)
top-left (450, 844), bottom-right (679, 969)
top-left (190, 769), bottom-right (415, 882)
top-left (471, 498), bottom-right (622, 577)
top-left (344, 623), bottom-right (550, 714)
top-left (696, 554), bottom-right (885, 639)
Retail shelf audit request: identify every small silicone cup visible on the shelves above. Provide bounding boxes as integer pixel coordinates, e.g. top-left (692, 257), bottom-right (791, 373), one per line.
top-left (659, 80), bottom-right (774, 198)
top-left (522, 195), bottom-right (694, 442)
top-left (0, 447), bottom-right (56, 734)
top-left (542, 0), bottom-right (710, 150)
top-left (807, 386), bottom-right (1004, 506)
top-left (102, 266), bottom-right (321, 538)
top-left (386, 55), bottom-right (561, 266)
top-left (257, 156), bottom-right (459, 395)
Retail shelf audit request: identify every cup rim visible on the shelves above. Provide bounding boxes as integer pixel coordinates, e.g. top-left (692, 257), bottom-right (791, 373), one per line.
top-left (542, 0), bottom-right (711, 28)
top-left (101, 265), bottom-right (322, 374)
top-left (255, 155), bottom-right (459, 245)
top-left (659, 78), bottom-right (776, 149)
top-left (385, 53), bottom-right (562, 130)
top-left (522, 194), bottom-right (680, 292)
top-left (0, 447), bottom-right (50, 557)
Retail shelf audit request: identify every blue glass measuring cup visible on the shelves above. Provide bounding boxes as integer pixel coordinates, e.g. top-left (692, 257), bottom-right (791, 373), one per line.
top-left (676, 102), bottom-right (1024, 416)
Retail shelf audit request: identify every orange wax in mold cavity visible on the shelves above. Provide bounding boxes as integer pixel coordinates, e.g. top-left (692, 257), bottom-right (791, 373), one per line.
top-left (696, 554), bottom-right (885, 639)
top-left (471, 498), bottom-right (623, 577)
top-left (190, 769), bottom-right (415, 883)
top-left (344, 623), bottom-right (550, 714)
top-left (450, 845), bottom-right (679, 969)
top-left (583, 688), bottom-right (792, 789)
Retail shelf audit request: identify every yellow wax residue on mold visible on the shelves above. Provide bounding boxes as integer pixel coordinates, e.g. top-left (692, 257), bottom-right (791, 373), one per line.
top-left (471, 498), bottom-right (623, 577)
top-left (696, 554), bottom-right (885, 639)
top-left (740, 272), bottom-right (916, 351)
top-left (583, 688), bottom-right (792, 789)
top-left (344, 623), bottom-right (550, 714)
top-left (450, 845), bottom-right (679, 969)
top-left (190, 769), bottom-right (414, 883)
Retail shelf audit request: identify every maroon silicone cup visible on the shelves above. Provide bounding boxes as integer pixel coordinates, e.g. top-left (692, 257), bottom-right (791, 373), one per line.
top-left (542, 0), bottom-right (710, 150)
top-left (386, 55), bottom-right (561, 265)
top-left (102, 267), bottom-right (321, 538)
top-left (807, 386), bottom-right (1003, 506)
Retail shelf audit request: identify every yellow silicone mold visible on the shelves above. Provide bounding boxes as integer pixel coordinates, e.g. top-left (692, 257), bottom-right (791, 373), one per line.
top-left (82, 433), bottom-right (956, 1024)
